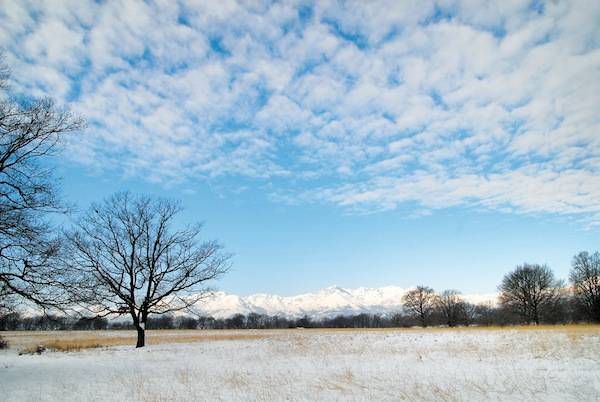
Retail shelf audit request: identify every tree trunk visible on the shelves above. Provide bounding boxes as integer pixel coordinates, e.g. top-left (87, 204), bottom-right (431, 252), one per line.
top-left (136, 324), bottom-right (145, 348)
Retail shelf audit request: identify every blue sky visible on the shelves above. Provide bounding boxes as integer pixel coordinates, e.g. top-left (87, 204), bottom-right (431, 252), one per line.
top-left (1, 0), bottom-right (599, 296)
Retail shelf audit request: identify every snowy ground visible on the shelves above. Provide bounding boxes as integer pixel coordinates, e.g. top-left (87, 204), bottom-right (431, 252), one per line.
top-left (1, 327), bottom-right (599, 401)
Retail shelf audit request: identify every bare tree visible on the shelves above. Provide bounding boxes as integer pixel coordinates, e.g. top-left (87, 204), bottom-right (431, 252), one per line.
top-left (436, 289), bottom-right (467, 327)
top-left (402, 285), bottom-right (435, 327)
top-left (65, 192), bottom-right (231, 347)
top-left (570, 251), bottom-right (600, 322)
top-left (498, 263), bottom-right (562, 325)
top-left (0, 55), bottom-right (84, 309)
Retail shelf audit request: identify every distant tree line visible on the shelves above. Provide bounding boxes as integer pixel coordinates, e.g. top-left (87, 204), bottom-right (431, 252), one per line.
top-left (2, 254), bottom-right (598, 331)
top-left (398, 258), bottom-right (600, 327)
top-left (1, 248), bottom-right (599, 332)
top-left (0, 304), bottom-right (589, 332)
top-left (2, 252), bottom-right (599, 331)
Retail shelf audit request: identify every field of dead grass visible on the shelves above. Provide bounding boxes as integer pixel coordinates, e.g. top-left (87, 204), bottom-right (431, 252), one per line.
top-left (3, 324), bottom-right (598, 353)
top-left (1, 329), bottom-right (268, 352)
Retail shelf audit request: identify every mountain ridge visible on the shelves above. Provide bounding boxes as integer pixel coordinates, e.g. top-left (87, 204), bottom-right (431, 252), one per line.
top-left (188, 285), bottom-right (497, 319)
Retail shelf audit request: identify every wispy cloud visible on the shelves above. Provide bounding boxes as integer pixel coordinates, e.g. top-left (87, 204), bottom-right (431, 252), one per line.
top-left (1, 0), bottom-right (599, 222)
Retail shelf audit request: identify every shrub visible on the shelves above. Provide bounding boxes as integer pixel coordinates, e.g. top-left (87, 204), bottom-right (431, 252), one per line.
top-left (0, 335), bottom-right (8, 350)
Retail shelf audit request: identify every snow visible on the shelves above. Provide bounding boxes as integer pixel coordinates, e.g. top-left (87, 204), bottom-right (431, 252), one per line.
top-left (13, 285), bottom-right (498, 320)
top-left (1, 327), bottom-right (599, 401)
top-left (190, 285), bottom-right (498, 319)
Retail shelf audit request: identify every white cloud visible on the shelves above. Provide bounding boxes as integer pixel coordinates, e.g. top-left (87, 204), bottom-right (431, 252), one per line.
top-left (1, 0), bottom-right (599, 223)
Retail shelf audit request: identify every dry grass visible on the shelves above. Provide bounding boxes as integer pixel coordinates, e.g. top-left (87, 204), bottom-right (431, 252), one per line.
top-left (2, 324), bottom-right (598, 353)
top-left (0, 330), bottom-right (267, 353)
top-left (296, 323), bottom-right (600, 337)
top-left (42, 333), bottom-right (265, 352)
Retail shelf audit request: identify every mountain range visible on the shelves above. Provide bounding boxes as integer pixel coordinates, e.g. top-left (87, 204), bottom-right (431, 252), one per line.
top-left (188, 285), bottom-right (498, 319)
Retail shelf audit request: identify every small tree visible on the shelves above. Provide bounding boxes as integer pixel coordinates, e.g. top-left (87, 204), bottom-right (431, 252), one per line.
top-left (66, 192), bottom-right (231, 347)
top-left (226, 313), bottom-right (246, 329)
top-left (0, 56), bottom-right (84, 309)
top-left (402, 286), bottom-right (435, 327)
top-left (436, 289), bottom-right (467, 327)
top-left (472, 302), bottom-right (497, 326)
top-left (570, 251), bottom-right (600, 322)
top-left (498, 263), bottom-right (562, 325)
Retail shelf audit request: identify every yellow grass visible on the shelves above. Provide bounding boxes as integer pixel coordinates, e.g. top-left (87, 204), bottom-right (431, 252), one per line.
top-left (39, 334), bottom-right (265, 352)
top-left (1, 330), bottom-right (267, 353)
top-left (3, 324), bottom-right (599, 353)
top-left (300, 323), bottom-right (600, 334)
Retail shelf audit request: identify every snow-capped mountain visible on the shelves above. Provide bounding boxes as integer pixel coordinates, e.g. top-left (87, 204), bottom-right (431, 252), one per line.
top-left (188, 285), bottom-right (497, 319)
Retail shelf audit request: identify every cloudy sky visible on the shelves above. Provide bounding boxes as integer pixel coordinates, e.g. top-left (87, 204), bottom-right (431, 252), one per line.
top-left (1, 0), bottom-right (599, 295)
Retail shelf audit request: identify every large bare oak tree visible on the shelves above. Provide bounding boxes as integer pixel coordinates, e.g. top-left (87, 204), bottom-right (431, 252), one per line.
top-left (66, 192), bottom-right (231, 347)
top-left (0, 56), bottom-right (84, 309)
top-left (498, 263), bottom-right (562, 325)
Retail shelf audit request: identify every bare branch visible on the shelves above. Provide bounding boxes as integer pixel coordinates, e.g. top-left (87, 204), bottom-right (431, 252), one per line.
top-left (0, 55), bottom-right (84, 310)
top-left (498, 263), bottom-right (563, 324)
top-left (64, 192), bottom-right (231, 347)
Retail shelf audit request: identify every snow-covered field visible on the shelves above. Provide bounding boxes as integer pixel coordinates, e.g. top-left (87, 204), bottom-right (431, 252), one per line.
top-left (1, 326), bottom-right (599, 401)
